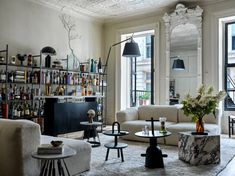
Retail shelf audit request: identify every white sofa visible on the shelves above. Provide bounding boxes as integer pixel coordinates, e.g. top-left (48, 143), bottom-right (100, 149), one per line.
top-left (116, 105), bottom-right (219, 146)
top-left (0, 119), bottom-right (91, 176)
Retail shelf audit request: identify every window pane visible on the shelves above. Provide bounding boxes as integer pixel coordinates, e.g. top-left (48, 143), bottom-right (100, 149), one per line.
top-left (226, 67), bottom-right (235, 108)
top-left (130, 34), bottom-right (153, 107)
top-left (227, 23), bottom-right (235, 64)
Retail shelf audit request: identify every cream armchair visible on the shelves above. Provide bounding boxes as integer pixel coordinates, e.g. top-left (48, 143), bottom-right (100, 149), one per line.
top-left (0, 119), bottom-right (91, 176)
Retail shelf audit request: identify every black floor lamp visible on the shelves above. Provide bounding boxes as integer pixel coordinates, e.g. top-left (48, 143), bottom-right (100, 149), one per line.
top-left (103, 37), bottom-right (141, 74)
top-left (102, 36), bottom-right (141, 125)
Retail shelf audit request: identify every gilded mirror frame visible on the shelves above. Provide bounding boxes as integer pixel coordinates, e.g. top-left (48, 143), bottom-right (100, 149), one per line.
top-left (163, 3), bottom-right (203, 104)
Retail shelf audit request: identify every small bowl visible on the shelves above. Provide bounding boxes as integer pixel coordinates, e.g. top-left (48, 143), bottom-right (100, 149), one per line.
top-left (51, 140), bottom-right (63, 147)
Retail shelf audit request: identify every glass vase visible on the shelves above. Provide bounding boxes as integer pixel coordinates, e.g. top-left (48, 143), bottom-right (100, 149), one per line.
top-left (196, 118), bottom-right (204, 133)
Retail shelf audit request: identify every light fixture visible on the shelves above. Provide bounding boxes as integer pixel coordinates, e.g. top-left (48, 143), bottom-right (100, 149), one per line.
top-left (122, 39), bottom-right (141, 57)
top-left (172, 58), bottom-right (185, 70)
top-left (41, 46), bottom-right (56, 68)
top-left (103, 36), bottom-right (140, 73)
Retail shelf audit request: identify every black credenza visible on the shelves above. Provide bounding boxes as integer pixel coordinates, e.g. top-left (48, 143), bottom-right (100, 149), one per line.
top-left (43, 98), bottom-right (97, 136)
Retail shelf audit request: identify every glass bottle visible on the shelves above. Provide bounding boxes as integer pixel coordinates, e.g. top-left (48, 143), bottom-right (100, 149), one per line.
top-left (90, 59), bottom-right (94, 72)
top-left (24, 102), bottom-right (30, 116)
top-left (33, 103), bottom-right (38, 116)
top-left (98, 57), bottom-right (102, 73)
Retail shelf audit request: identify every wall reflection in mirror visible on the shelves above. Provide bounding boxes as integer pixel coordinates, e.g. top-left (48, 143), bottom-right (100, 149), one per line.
top-left (170, 23), bottom-right (198, 104)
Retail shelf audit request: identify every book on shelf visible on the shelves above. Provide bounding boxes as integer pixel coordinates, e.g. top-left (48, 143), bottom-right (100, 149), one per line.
top-left (37, 144), bottom-right (64, 154)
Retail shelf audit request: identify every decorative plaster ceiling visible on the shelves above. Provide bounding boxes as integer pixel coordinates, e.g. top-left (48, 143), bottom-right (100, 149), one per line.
top-left (171, 23), bottom-right (198, 51)
top-left (31, 0), bottom-right (224, 22)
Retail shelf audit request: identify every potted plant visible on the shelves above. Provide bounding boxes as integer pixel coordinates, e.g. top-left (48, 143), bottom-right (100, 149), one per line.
top-left (139, 92), bottom-right (150, 105)
top-left (181, 85), bottom-right (226, 134)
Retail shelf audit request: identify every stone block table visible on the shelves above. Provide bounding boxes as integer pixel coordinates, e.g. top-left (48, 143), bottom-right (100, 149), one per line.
top-left (178, 132), bottom-right (220, 165)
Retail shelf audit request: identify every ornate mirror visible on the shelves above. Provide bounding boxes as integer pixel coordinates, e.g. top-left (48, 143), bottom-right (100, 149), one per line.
top-left (163, 3), bottom-right (203, 105)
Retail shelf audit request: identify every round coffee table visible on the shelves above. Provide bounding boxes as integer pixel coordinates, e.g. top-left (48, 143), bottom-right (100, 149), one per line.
top-left (80, 121), bottom-right (102, 147)
top-left (32, 146), bottom-right (76, 176)
top-left (103, 130), bottom-right (129, 162)
top-left (135, 130), bottom-right (171, 168)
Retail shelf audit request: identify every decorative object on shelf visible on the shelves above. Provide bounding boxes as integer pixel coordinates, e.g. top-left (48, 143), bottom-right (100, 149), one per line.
top-left (52, 60), bottom-right (62, 69)
top-left (16, 54), bottom-right (27, 66)
top-left (55, 85), bottom-right (65, 96)
top-left (0, 56), bottom-right (5, 62)
top-left (41, 46), bottom-right (56, 68)
top-left (27, 54), bottom-right (33, 66)
top-left (172, 57), bottom-right (185, 70)
top-left (10, 56), bottom-right (16, 64)
top-left (87, 109), bottom-right (96, 123)
top-left (159, 117), bottom-right (167, 133)
top-left (181, 85), bottom-right (226, 134)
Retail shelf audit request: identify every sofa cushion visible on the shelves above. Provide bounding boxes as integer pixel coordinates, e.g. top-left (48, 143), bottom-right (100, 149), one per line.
top-left (178, 109), bottom-right (218, 124)
top-left (138, 105), bottom-right (178, 122)
top-left (116, 107), bottom-right (138, 124)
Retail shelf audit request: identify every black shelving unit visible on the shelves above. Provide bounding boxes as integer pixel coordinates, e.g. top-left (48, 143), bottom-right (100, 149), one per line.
top-left (0, 44), bottom-right (107, 133)
top-left (0, 45), bottom-right (8, 118)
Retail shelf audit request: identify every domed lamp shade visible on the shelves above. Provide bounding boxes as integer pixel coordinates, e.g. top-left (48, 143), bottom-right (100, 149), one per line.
top-left (41, 46), bottom-right (56, 68)
top-left (122, 39), bottom-right (141, 57)
top-left (172, 59), bottom-right (185, 70)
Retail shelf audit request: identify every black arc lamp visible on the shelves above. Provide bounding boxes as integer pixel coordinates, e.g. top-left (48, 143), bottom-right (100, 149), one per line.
top-left (41, 46), bottom-right (56, 68)
top-left (172, 58), bottom-right (185, 70)
top-left (103, 37), bottom-right (140, 73)
top-left (122, 39), bottom-right (141, 57)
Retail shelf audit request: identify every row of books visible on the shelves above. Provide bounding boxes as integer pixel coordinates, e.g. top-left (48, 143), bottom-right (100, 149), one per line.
top-left (37, 144), bottom-right (63, 154)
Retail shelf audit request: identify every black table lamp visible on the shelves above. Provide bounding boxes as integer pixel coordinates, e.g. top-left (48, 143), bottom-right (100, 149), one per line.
top-left (41, 46), bottom-right (56, 68)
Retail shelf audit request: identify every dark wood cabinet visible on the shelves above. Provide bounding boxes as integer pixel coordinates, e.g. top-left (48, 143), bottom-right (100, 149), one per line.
top-left (44, 97), bottom-right (97, 136)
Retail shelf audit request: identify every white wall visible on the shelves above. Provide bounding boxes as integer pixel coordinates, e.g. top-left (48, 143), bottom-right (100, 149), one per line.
top-left (0, 0), bottom-right (103, 62)
top-left (103, 0), bottom-right (235, 133)
top-left (170, 50), bottom-right (198, 100)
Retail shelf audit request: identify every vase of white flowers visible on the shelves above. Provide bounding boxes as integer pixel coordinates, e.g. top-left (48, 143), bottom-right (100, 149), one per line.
top-left (181, 85), bottom-right (226, 134)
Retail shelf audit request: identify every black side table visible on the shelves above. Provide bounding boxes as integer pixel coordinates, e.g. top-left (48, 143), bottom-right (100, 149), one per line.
top-left (103, 122), bottom-right (129, 162)
top-left (32, 146), bottom-right (76, 176)
top-left (229, 115), bottom-right (235, 138)
top-left (80, 121), bottom-right (102, 147)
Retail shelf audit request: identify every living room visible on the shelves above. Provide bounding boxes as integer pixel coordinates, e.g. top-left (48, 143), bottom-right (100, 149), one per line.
top-left (1, 0), bottom-right (235, 175)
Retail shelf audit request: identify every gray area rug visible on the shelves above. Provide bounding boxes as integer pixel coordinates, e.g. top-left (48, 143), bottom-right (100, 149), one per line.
top-left (81, 135), bottom-right (235, 176)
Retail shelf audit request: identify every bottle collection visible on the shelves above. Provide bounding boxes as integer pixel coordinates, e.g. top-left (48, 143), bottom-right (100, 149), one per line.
top-left (0, 69), bottom-right (101, 86)
top-left (0, 45), bottom-right (104, 122)
top-left (9, 102), bottom-right (43, 119)
top-left (80, 57), bottom-right (103, 73)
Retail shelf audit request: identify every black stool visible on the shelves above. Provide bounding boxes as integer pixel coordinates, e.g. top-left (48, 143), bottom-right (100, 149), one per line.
top-left (228, 115), bottom-right (235, 138)
top-left (103, 122), bottom-right (129, 162)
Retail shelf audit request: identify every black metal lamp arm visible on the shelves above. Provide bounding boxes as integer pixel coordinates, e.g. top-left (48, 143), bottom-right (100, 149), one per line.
top-left (103, 37), bottom-right (132, 74)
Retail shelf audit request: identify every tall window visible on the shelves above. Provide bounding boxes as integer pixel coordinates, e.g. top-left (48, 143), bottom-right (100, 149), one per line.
top-left (225, 22), bottom-right (235, 110)
top-left (120, 30), bottom-right (154, 109)
top-left (130, 34), bottom-right (154, 107)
